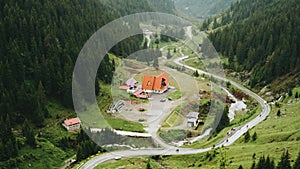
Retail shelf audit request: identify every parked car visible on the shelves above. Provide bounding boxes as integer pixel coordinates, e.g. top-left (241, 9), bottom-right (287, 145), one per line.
top-left (114, 156), bottom-right (121, 160)
top-left (160, 98), bottom-right (167, 102)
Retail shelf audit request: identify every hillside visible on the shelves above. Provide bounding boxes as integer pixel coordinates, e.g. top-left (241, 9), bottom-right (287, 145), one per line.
top-left (174, 0), bottom-right (238, 18)
top-left (203, 0), bottom-right (300, 91)
top-left (96, 87), bottom-right (300, 169)
top-left (0, 0), bottom-right (175, 168)
top-left (1, 0), bottom-right (300, 168)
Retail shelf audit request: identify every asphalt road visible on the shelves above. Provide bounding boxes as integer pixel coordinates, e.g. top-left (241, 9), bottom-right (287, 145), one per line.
top-left (79, 54), bottom-right (270, 169)
top-left (173, 55), bottom-right (271, 147)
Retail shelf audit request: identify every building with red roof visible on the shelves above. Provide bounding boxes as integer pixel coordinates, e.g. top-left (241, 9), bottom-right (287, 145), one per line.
top-left (142, 73), bottom-right (169, 94)
top-left (133, 89), bottom-right (149, 99)
top-left (62, 117), bottom-right (81, 131)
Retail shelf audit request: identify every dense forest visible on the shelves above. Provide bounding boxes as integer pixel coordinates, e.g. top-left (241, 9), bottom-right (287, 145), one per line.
top-left (0, 0), bottom-right (174, 165)
top-left (174, 0), bottom-right (238, 18)
top-left (203, 0), bottom-right (300, 89)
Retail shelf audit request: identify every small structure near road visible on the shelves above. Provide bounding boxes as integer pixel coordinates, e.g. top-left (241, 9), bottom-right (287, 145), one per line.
top-left (126, 77), bottom-right (137, 87)
top-left (108, 100), bottom-right (125, 113)
top-left (133, 89), bottom-right (149, 99)
top-left (119, 77), bottom-right (138, 90)
top-left (119, 78), bottom-right (149, 99)
top-left (187, 112), bottom-right (199, 127)
top-left (62, 117), bottom-right (81, 132)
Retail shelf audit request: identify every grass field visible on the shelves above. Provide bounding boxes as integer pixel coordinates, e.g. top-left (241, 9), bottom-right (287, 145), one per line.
top-left (97, 99), bottom-right (300, 169)
top-left (162, 103), bottom-right (186, 128)
top-left (105, 117), bottom-right (145, 133)
top-left (184, 57), bottom-right (205, 70)
top-left (95, 157), bottom-right (161, 169)
top-left (162, 110), bottom-right (184, 128)
top-left (159, 129), bottom-right (188, 143)
top-left (166, 90), bottom-right (182, 100)
top-left (166, 111), bottom-right (184, 127)
top-left (282, 87), bottom-right (300, 103)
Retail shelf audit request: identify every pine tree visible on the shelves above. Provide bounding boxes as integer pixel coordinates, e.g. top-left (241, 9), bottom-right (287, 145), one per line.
top-left (295, 92), bottom-right (299, 99)
top-left (23, 120), bottom-right (36, 147)
top-left (193, 70), bottom-right (199, 77)
top-left (216, 106), bottom-right (230, 132)
top-left (256, 156), bottom-right (266, 169)
top-left (253, 153), bottom-right (256, 159)
top-left (0, 115), bottom-right (18, 161)
top-left (76, 144), bottom-right (83, 161)
top-left (146, 159), bottom-right (152, 169)
top-left (143, 41), bottom-right (148, 49)
top-left (112, 59), bottom-right (116, 71)
top-left (277, 150), bottom-right (291, 169)
top-left (293, 153), bottom-right (300, 169)
top-left (244, 131), bottom-right (250, 143)
top-left (265, 156), bottom-right (275, 169)
top-left (252, 132), bottom-right (257, 141)
top-left (288, 90), bottom-right (293, 97)
top-left (37, 81), bottom-right (46, 108)
top-left (153, 56), bottom-right (159, 68)
top-left (60, 137), bottom-right (70, 150)
top-left (167, 49), bottom-right (172, 59)
top-left (277, 110), bottom-right (281, 117)
top-left (95, 78), bottom-right (100, 96)
top-left (251, 161), bottom-right (256, 169)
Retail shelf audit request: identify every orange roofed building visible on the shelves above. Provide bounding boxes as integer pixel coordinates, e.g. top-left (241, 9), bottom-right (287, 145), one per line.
top-left (142, 73), bottom-right (169, 94)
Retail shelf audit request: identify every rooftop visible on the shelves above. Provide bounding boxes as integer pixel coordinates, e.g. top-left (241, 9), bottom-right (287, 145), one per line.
top-left (64, 117), bottom-right (81, 126)
top-left (142, 73), bottom-right (169, 91)
top-left (187, 112), bottom-right (199, 118)
top-left (126, 78), bottom-right (137, 87)
top-left (133, 89), bottom-right (148, 99)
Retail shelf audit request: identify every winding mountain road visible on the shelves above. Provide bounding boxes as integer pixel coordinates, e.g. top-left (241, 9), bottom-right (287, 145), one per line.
top-left (79, 52), bottom-right (271, 169)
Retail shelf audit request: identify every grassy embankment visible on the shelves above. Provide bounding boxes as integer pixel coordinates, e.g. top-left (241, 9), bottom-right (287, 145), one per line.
top-left (96, 88), bottom-right (300, 168)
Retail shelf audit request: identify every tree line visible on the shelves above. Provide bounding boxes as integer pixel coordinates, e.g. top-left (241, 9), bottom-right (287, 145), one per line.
top-left (238, 150), bottom-right (300, 169)
top-left (0, 0), bottom-right (175, 162)
top-left (203, 0), bottom-right (300, 89)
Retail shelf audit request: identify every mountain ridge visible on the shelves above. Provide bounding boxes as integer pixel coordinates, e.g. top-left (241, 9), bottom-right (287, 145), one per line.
top-left (174, 0), bottom-right (238, 18)
top-left (204, 0), bottom-right (300, 91)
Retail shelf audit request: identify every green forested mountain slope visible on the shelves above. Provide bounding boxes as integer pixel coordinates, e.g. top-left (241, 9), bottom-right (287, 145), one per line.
top-left (144, 0), bottom-right (176, 14)
top-left (206, 0), bottom-right (300, 89)
top-left (0, 0), bottom-right (174, 165)
top-left (174, 0), bottom-right (238, 18)
top-left (99, 0), bottom-right (175, 16)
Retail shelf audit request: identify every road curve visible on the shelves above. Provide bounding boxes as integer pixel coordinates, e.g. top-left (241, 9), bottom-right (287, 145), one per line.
top-left (173, 56), bottom-right (270, 146)
top-left (79, 57), bottom-right (270, 169)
